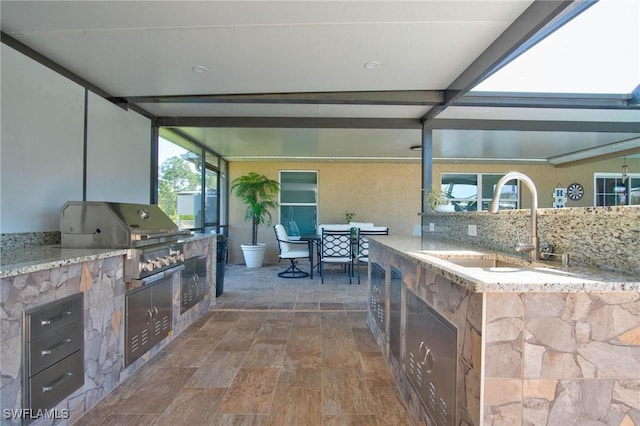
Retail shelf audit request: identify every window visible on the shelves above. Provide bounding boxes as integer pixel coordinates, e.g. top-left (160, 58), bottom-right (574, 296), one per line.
top-left (595, 173), bottom-right (640, 206)
top-left (157, 134), bottom-right (226, 233)
top-left (279, 171), bottom-right (318, 235)
top-left (441, 173), bottom-right (519, 211)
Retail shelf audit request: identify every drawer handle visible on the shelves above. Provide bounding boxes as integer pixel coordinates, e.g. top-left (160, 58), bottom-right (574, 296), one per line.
top-left (42, 372), bottom-right (73, 393)
top-left (41, 310), bottom-right (72, 326)
top-left (41, 338), bottom-right (72, 356)
top-left (423, 348), bottom-right (435, 374)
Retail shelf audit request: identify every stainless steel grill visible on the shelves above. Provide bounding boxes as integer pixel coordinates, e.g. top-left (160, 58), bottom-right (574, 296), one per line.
top-left (60, 201), bottom-right (189, 282)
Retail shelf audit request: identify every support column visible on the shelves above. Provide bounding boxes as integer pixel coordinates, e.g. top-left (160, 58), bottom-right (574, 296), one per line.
top-left (421, 126), bottom-right (433, 214)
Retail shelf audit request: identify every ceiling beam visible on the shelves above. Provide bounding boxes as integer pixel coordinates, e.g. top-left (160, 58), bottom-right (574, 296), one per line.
top-left (426, 119), bottom-right (640, 133)
top-left (118, 90), bottom-right (443, 106)
top-left (549, 137), bottom-right (640, 165)
top-left (454, 91), bottom-right (638, 110)
top-left (155, 116), bottom-right (422, 129)
top-left (552, 147), bottom-right (640, 167)
top-left (420, 0), bottom-right (596, 124)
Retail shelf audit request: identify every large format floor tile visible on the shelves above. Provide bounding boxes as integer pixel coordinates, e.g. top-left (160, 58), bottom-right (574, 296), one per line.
top-left (75, 264), bottom-right (414, 425)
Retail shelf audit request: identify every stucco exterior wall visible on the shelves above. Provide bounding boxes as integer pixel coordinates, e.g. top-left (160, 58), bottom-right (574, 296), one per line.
top-left (227, 157), bottom-right (638, 265)
top-left (227, 161), bottom-right (422, 264)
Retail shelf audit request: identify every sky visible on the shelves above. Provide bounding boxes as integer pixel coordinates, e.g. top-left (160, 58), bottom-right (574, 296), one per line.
top-left (473, 0), bottom-right (639, 94)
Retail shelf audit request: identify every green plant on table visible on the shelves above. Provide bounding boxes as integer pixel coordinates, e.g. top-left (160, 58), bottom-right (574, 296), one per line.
top-left (344, 210), bottom-right (356, 223)
top-left (425, 187), bottom-right (450, 212)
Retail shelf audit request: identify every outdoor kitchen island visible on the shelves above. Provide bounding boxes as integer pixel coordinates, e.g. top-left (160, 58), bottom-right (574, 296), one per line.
top-left (0, 233), bottom-right (216, 425)
top-left (367, 235), bottom-right (640, 426)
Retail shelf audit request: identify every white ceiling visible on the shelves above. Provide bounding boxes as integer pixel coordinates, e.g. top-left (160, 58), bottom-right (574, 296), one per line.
top-left (2, 0), bottom-right (639, 164)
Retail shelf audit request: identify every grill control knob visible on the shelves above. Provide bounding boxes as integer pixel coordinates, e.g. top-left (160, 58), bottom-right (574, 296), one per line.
top-left (142, 260), bottom-right (154, 272)
top-left (163, 256), bottom-right (171, 266)
top-left (179, 253), bottom-right (185, 262)
top-left (154, 258), bottom-right (164, 268)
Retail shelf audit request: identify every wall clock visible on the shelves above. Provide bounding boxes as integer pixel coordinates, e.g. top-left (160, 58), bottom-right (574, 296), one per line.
top-left (567, 182), bottom-right (584, 201)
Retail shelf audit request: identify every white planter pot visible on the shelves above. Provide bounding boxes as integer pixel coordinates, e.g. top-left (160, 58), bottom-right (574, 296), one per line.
top-left (240, 243), bottom-right (267, 268)
top-left (434, 204), bottom-right (455, 213)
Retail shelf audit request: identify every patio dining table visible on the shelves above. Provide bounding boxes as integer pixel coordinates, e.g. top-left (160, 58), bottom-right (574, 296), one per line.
top-left (298, 234), bottom-right (321, 277)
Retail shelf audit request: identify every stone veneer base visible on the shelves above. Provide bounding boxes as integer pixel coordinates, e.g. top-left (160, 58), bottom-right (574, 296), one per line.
top-left (369, 239), bottom-right (640, 426)
top-left (0, 236), bottom-right (216, 425)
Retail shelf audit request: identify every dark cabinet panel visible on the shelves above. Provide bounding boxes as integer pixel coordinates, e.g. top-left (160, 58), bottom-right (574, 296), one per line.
top-left (23, 293), bottom-right (84, 412)
top-left (369, 262), bottom-right (386, 335)
top-left (181, 255), bottom-right (207, 314)
top-left (405, 291), bottom-right (457, 426)
top-left (389, 266), bottom-right (402, 362)
top-left (125, 277), bottom-right (172, 366)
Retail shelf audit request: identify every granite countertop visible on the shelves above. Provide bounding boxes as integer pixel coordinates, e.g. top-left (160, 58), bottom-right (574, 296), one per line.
top-left (370, 235), bottom-right (640, 293)
top-left (0, 245), bottom-right (128, 278)
top-left (0, 233), bottom-right (217, 279)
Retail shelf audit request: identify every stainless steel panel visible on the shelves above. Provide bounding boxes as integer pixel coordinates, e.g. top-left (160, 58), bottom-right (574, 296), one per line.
top-left (389, 266), bottom-right (402, 361)
top-left (369, 262), bottom-right (385, 334)
top-left (405, 291), bottom-right (457, 426)
top-left (60, 201), bottom-right (188, 249)
top-left (180, 255), bottom-right (208, 314)
top-left (29, 321), bottom-right (83, 376)
top-left (125, 275), bottom-right (173, 366)
top-left (28, 350), bottom-right (83, 412)
top-left (26, 294), bottom-right (82, 344)
top-left (125, 284), bottom-right (153, 367)
top-left (152, 277), bottom-right (172, 340)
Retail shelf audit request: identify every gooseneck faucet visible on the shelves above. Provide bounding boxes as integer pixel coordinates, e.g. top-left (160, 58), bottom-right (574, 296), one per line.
top-left (489, 172), bottom-right (538, 262)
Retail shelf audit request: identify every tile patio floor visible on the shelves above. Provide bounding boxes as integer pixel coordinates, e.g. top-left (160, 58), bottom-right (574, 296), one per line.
top-left (74, 262), bottom-right (415, 425)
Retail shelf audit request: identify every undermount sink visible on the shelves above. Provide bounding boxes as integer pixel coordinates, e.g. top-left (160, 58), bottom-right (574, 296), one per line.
top-left (441, 258), bottom-right (524, 268)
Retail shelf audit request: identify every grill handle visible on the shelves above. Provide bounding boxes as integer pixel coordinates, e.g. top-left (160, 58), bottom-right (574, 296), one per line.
top-left (132, 231), bottom-right (191, 240)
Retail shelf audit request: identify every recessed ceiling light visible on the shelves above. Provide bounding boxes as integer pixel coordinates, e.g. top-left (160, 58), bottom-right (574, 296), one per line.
top-left (363, 60), bottom-right (381, 70)
top-left (191, 65), bottom-right (209, 73)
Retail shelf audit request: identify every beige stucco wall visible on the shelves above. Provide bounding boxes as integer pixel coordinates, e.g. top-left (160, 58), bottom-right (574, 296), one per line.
top-left (227, 157), bottom-right (638, 265)
top-left (228, 161), bottom-right (422, 264)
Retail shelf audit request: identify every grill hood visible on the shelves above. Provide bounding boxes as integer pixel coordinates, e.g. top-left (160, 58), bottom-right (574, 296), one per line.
top-left (60, 201), bottom-right (189, 249)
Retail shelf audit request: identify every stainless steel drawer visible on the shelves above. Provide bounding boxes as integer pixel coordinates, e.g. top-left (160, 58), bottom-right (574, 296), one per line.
top-left (26, 294), bottom-right (83, 341)
top-left (29, 321), bottom-right (83, 376)
top-left (28, 350), bottom-right (84, 411)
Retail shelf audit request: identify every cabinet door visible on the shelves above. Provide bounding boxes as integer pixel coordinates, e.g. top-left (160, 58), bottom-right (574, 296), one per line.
top-left (181, 258), bottom-right (195, 313)
top-left (369, 262), bottom-right (385, 334)
top-left (389, 267), bottom-right (402, 361)
top-left (194, 255), bottom-right (208, 301)
top-left (181, 255), bottom-right (208, 314)
top-left (125, 287), bottom-right (153, 366)
top-left (151, 277), bottom-right (172, 343)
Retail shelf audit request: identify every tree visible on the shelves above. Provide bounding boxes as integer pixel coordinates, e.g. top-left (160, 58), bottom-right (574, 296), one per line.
top-left (158, 156), bottom-right (200, 219)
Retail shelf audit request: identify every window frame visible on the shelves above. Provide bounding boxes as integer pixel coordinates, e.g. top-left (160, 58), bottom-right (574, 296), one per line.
top-left (441, 172), bottom-right (520, 211)
top-left (594, 172), bottom-right (640, 207)
top-left (278, 170), bottom-right (319, 236)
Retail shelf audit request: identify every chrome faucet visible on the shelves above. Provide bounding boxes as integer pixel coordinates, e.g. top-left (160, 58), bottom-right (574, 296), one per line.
top-left (489, 172), bottom-right (538, 262)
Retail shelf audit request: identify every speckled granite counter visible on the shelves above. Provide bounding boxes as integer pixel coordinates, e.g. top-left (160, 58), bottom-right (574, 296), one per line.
top-left (370, 235), bottom-right (639, 293)
top-left (0, 232), bottom-right (216, 279)
top-left (0, 245), bottom-right (127, 278)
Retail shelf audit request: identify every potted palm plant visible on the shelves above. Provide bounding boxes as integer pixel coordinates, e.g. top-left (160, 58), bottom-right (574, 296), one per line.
top-left (231, 172), bottom-right (280, 268)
